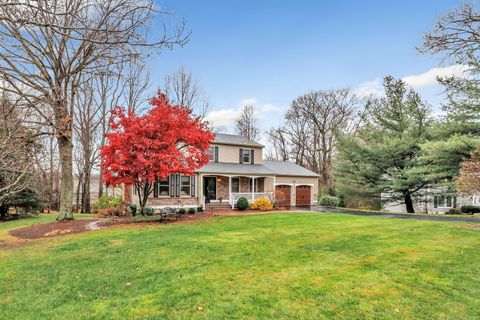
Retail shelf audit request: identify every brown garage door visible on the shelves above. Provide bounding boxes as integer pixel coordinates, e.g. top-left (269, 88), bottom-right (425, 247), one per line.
top-left (296, 185), bottom-right (311, 207)
top-left (275, 185), bottom-right (291, 207)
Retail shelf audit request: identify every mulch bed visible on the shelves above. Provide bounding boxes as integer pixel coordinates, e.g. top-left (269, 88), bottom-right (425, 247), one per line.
top-left (8, 213), bottom-right (215, 240)
top-left (9, 218), bottom-right (104, 240)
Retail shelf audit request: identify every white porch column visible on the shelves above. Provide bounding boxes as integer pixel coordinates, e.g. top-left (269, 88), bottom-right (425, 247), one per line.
top-left (251, 177), bottom-right (256, 202)
top-left (228, 176), bottom-right (232, 207)
top-left (199, 174), bottom-right (203, 207)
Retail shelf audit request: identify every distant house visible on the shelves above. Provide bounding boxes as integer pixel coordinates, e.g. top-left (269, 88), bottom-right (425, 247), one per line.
top-left (125, 133), bottom-right (320, 210)
top-left (382, 187), bottom-right (478, 214)
top-left (73, 174), bottom-right (123, 207)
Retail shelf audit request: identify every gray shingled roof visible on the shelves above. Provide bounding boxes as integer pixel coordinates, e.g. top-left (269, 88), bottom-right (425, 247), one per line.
top-left (263, 160), bottom-right (320, 177)
top-left (214, 133), bottom-right (264, 147)
top-left (196, 160), bottom-right (319, 177)
top-left (197, 162), bottom-right (274, 175)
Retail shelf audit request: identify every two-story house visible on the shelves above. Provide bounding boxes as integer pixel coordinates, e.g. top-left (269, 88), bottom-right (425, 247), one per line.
top-left (128, 133), bottom-right (319, 210)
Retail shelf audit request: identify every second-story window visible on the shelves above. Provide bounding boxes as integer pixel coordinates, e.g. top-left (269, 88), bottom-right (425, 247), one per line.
top-left (207, 146), bottom-right (218, 162)
top-left (242, 149), bottom-right (251, 164)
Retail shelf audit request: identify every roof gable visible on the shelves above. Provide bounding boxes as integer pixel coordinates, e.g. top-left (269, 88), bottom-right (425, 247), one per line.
top-left (213, 133), bottom-right (264, 148)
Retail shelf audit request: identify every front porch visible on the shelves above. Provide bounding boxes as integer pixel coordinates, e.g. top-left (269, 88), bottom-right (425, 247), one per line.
top-left (200, 175), bottom-right (275, 209)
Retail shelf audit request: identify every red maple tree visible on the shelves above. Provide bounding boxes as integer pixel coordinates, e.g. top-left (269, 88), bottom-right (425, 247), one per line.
top-left (100, 93), bottom-right (214, 214)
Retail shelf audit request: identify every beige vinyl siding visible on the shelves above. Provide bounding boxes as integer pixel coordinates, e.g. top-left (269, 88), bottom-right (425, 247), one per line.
top-left (275, 176), bottom-right (319, 206)
top-left (264, 176), bottom-right (274, 191)
top-left (213, 144), bottom-right (263, 164)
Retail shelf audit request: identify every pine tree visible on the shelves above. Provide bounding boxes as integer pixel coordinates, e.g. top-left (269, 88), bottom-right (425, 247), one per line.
top-left (336, 76), bottom-right (431, 213)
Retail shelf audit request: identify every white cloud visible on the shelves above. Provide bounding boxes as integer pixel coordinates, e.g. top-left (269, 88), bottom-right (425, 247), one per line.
top-left (238, 97), bottom-right (257, 106)
top-left (259, 103), bottom-right (282, 114)
top-left (354, 64), bottom-right (471, 98)
top-left (205, 98), bottom-right (283, 129)
top-left (353, 78), bottom-right (383, 98)
top-left (205, 108), bottom-right (241, 127)
top-left (402, 64), bottom-right (470, 88)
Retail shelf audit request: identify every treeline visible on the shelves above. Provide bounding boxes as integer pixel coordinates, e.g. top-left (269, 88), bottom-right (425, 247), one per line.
top-left (267, 3), bottom-right (480, 212)
top-left (0, 1), bottom-right (208, 219)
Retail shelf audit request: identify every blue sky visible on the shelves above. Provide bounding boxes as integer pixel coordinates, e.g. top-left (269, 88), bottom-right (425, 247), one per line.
top-left (149, 0), bottom-right (466, 133)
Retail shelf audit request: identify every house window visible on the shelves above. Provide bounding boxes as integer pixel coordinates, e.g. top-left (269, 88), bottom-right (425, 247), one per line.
top-left (434, 195), bottom-right (456, 208)
top-left (153, 177), bottom-right (169, 197)
top-left (158, 177), bottom-right (169, 196)
top-left (232, 178), bottom-right (239, 193)
top-left (207, 146), bottom-right (216, 162)
top-left (243, 149), bottom-right (251, 164)
top-left (473, 195), bottom-right (480, 205)
top-left (180, 176), bottom-right (191, 196)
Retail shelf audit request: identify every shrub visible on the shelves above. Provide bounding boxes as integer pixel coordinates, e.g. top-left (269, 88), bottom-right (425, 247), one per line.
top-left (188, 207), bottom-right (196, 214)
top-left (127, 204), bottom-right (137, 216)
top-left (197, 206), bottom-right (203, 212)
top-left (251, 197), bottom-right (273, 211)
top-left (93, 195), bottom-right (123, 210)
top-left (337, 194), bottom-right (346, 207)
top-left (460, 205), bottom-right (480, 214)
top-left (178, 208), bottom-right (186, 214)
top-left (319, 195), bottom-right (340, 207)
top-left (446, 208), bottom-right (461, 215)
top-left (267, 190), bottom-right (286, 208)
top-left (236, 197), bottom-right (249, 211)
top-left (143, 207), bottom-right (154, 216)
top-left (2, 188), bottom-right (43, 215)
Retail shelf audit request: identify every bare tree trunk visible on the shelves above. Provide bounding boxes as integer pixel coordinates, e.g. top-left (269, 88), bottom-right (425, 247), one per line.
top-left (81, 171), bottom-right (91, 213)
top-left (404, 192), bottom-right (415, 214)
top-left (98, 167), bottom-right (104, 198)
top-left (75, 173), bottom-right (83, 213)
top-left (57, 136), bottom-right (74, 220)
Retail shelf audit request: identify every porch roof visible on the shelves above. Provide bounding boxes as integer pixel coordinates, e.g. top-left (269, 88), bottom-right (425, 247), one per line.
top-left (196, 162), bottom-right (275, 176)
top-left (196, 160), bottom-right (319, 177)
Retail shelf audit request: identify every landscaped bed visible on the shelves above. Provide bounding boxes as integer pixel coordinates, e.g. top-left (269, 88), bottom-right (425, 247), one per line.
top-left (1, 212), bottom-right (479, 319)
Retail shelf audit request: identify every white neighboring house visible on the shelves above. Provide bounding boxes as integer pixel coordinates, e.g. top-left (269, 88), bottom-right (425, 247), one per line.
top-left (382, 187), bottom-right (479, 214)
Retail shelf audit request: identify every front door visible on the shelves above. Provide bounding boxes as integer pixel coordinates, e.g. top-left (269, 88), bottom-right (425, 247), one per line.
top-left (204, 177), bottom-right (216, 202)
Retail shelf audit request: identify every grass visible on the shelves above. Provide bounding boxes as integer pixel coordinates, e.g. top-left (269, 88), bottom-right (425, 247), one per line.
top-left (0, 212), bottom-right (479, 319)
top-left (327, 206), bottom-right (480, 218)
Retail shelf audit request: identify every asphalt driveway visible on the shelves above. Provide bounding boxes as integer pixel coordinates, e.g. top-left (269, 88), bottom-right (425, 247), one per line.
top-left (310, 206), bottom-right (480, 223)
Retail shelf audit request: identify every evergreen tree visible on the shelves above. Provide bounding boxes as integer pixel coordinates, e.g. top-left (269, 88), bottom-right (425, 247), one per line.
top-left (337, 76), bottom-right (431, 213)
top-left (420, 3), bottom-right (480, 189)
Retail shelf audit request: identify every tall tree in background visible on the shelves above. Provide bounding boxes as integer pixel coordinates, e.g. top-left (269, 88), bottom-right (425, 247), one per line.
top-left (235, 105), bottom-right (260, 141)
top-left (163, 66), bottom-right (210, 117)
top-left (0, 93), bottom-right (38, 216)
top-left (419, 2), bottom-right (480, 185)
top-left (269, 89), bottom-right (358, 188)
top-left (456, 150), bottom-right (480, 195)
top-left (266, 128), bottom-right (289, 161)
top-left (73, 77), bottom-right (103, 213)
top-left (100, 93), bottom-right (213, 214)
top-left (337, 77), bottom-right (431, 213)
top-left (0, 0), bottom-right (188, 220)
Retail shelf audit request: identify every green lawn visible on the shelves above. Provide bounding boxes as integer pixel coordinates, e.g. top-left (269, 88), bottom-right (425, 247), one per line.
top-left (0, 213), bottom-right (479, 319)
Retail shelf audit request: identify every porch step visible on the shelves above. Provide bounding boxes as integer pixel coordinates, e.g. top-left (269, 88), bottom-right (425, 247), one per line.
top-left (205, 203), bottom-right (232, 211)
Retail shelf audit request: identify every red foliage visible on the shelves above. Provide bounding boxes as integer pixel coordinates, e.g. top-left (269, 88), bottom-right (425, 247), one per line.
top-left (100, 93), bottom-right (214, 199)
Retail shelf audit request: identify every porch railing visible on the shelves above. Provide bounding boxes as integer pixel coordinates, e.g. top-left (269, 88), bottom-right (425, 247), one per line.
top-left (229, 192), bottom-right (272, 208)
